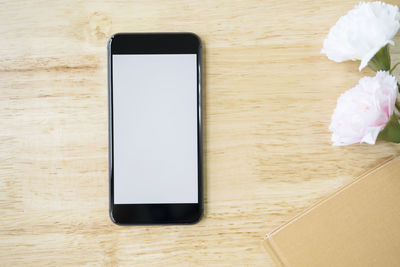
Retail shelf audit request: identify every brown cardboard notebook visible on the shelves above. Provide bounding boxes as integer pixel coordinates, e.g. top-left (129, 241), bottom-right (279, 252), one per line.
top-left (263, 156), bottom-right (400, 267)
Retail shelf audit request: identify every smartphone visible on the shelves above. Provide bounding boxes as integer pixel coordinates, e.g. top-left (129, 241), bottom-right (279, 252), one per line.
top-left (108, 33), bottom-right (203, 225)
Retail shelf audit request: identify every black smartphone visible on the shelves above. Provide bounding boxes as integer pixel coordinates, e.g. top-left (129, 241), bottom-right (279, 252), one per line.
top-left (108, 33), bottom-right (203, 225)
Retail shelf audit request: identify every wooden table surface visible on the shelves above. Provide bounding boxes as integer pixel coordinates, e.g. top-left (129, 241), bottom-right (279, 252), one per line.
top-left (1, 0), bottom-right (400, 266)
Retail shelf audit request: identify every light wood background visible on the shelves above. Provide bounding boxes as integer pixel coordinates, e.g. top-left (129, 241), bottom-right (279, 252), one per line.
top-left (1, 0), bottom-right (400, 266)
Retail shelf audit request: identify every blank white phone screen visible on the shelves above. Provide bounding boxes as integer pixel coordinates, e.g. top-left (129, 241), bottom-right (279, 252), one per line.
top-left (112, 54), bottom-right (198, 204)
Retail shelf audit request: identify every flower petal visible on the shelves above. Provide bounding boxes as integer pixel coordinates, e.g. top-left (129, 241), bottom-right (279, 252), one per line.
top-left (359, 40), bottom-right (392, 71)
top-left (360, 126), bottom-right (384, 144)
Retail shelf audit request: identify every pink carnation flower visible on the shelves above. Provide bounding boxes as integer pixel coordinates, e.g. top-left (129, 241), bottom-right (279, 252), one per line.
top-left (329, 71), bottom-right (398, 145)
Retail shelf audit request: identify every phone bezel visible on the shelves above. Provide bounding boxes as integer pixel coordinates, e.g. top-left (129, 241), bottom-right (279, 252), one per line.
top-left (108, 33), bottom-right (203, 225)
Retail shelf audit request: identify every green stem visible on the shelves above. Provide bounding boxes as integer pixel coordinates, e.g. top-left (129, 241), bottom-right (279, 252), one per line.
top-left (390, 62), bottom-right (400, 73)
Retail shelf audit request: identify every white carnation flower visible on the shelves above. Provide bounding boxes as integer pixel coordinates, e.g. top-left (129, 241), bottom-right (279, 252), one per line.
top-left (321, 1), bottom-right (400, 71)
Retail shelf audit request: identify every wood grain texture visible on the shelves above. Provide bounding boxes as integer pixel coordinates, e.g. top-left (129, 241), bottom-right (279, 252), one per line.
top-left (1, 0), bottom-right (400, 266)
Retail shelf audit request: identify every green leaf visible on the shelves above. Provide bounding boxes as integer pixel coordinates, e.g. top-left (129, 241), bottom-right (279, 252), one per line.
top-left (377, 114), bottom-right (400, 143)
top-left (368, 45), bottom-right (391, 72)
